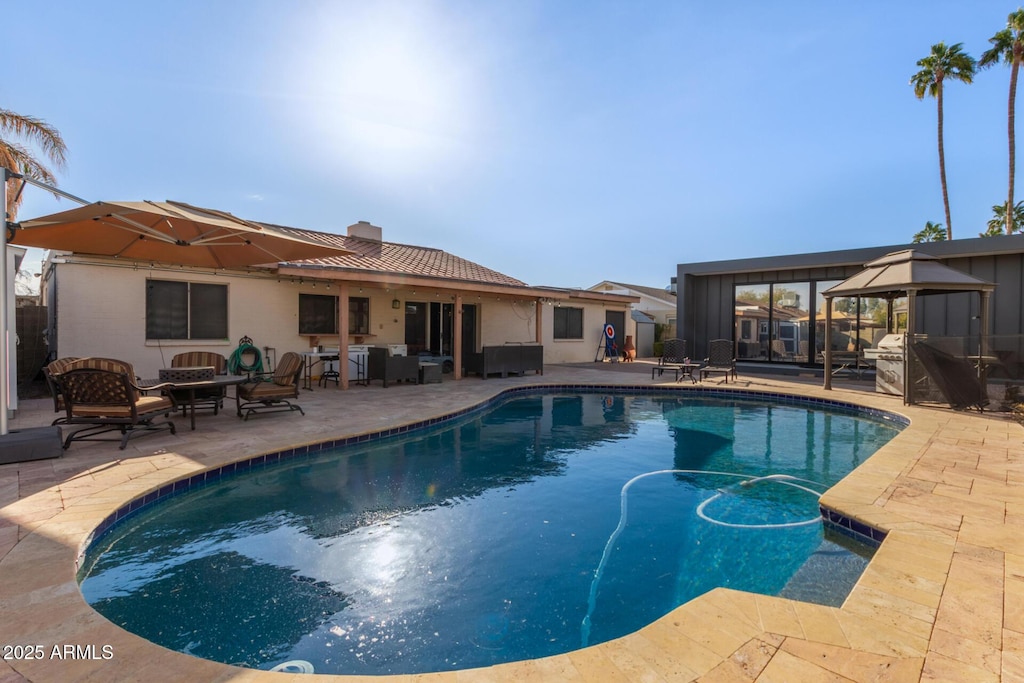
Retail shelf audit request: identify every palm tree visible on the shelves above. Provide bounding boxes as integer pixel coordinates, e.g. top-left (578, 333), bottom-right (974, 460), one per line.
top-left (912, 220), bottom-right (947, 243)
top-left (980, 9), bottom-right (1024, 235)
top-left (981, 200), bottom-right (1024, 236)
top-left (0, 108), bottom-right (67, 220)
top-left (911, 42), bottom-right (977, 240)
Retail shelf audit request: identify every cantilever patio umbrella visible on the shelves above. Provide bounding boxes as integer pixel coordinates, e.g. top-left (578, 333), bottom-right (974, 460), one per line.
top-left (10, 200), bottom-right (353, 268)
top-left (0, 182), bottom-right (355, 439)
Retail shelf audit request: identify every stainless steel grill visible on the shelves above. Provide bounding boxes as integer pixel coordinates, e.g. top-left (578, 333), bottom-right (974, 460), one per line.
top-left (863, 333), bottom-right (905, 395)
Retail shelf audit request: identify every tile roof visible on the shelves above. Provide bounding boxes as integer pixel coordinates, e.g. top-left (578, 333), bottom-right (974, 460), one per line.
top-left (266, 224), bottom-right (528, 288)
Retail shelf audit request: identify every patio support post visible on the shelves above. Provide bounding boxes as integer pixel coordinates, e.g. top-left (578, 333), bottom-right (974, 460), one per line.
top-left (823, 297), bottom-right (833, 391)
top-left (339, 282), bottom-right (349, 390)
top-left (534, 297), bottom-right (542, 345)
top-left (453, 293), bottom-right (463, 380)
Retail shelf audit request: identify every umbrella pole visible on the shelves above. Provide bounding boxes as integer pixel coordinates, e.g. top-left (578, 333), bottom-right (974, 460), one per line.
top-left (1, 169), bottom-right (10, 435)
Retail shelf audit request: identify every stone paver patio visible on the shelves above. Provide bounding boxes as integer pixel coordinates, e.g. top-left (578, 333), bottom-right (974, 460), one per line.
top-left (1, 361), bottom-right (1021, 682)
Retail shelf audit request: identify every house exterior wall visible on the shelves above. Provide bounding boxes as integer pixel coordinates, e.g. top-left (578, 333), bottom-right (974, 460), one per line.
top-left (540, 301), bottom-right (635, 363)
top-left (49, 261), bottom-right (632, 378)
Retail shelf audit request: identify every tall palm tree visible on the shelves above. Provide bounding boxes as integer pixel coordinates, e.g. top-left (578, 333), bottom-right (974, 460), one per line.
top-left (912, 220), bottom-right (947, 243)
top-left (981, 200), bottom-right (1024, 236)
top-left (980, 9), bottom-right (1024, 235)
top-left (0, 108), bottom-right (67, 220)
top-left (911, 42), bottom-right (977, 240)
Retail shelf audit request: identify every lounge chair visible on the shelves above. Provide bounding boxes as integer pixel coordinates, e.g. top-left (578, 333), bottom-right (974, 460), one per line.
top-left (56, 358), bottom-right (177, 450)
top-left (235, 351), bottom-right (305, 420)
top-left (770, 339), bottom-right (793, 361)
top-left (652, 338), bottom-right (687, 380)
top-left (170, 351), bottom-right (230, 414)
top-left (700, 339), bottom-right (738, 383)
top-left (42, 356), bottom-right (80, 424)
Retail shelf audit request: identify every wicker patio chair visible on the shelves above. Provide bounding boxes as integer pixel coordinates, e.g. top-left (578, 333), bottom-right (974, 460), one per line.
top-left (170, 351), bottom-right (230, 414)
top-left (56, 360), bottom-right (177, 450)
top-left (700, 339), bottom-right (738, 383)
top-left (235, 351), bottom-right (305, 420)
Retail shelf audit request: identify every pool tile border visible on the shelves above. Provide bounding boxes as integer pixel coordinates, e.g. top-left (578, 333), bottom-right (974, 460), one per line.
top-left (79, 383), bottom-right (904, 566)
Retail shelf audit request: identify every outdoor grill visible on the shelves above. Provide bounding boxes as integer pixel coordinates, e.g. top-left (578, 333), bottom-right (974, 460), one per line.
top-left (863, 333), bottom-right (905, 395)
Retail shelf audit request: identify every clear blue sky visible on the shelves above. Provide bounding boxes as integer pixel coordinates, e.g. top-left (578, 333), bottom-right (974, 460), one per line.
top-left (7, 1), bottom-right (1022, 290)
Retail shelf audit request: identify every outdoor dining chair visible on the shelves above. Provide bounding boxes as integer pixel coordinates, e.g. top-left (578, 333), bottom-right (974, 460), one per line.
top-left (235, 351), bottom-right (305, 420)
top-left (56, 358), bottom-right (177, 450)
top-left (170, 351), bottom-right (230, 414)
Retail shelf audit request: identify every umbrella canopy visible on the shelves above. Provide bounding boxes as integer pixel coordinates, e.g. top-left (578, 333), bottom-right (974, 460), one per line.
top-left (11, 200), bottom-right (353, 268)
top-left (822, 249), bottom-right (995, 299)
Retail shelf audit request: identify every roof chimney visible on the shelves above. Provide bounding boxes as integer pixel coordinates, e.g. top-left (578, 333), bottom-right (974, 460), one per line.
top-left (347, 221), bottom-right (382, 242)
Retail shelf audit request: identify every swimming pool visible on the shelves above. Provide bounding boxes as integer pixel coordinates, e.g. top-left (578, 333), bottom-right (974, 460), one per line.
top-left (78, 391), bottom-right (902, 675)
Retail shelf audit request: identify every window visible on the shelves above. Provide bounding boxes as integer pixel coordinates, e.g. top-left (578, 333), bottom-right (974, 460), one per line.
top-left (299, 294), bottom-right (338, 335)
top-left (146, 280), bottom-right (227, 340)
top-left (553, 306), bottom-right (584, 339)
top-left (349, 297), bottom-right (369, 335)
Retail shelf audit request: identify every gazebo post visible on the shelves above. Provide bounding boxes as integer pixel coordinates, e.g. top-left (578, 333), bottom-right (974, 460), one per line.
top-left (823, 297), bottom-right (833, 390)
top-left (904, 291), bottom-right (916, 405)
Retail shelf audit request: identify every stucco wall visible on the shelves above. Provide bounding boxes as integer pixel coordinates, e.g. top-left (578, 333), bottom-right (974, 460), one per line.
top-left (51, 262), bottom-right (634, 377)
top-left (540, 301), bottom-right (635, 364)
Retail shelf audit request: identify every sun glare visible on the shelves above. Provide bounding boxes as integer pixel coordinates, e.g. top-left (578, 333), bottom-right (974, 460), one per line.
top-left (280, 2), bottom-right (481, 184)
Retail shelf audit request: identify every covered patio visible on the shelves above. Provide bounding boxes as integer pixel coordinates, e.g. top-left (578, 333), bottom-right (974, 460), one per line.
top-left (1, 362), bottom-right (1021, 681)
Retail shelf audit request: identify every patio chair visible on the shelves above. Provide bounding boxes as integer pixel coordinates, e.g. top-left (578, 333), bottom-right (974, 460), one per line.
top-left (42, 356), bottom-right (80, 424)
top-left (170, 351), bottom-right (230, 414)
top-left (652, 338), bottom-right (687, 380)
top-left (367, 347), bottom-right (420, 387)
top-left (700, 339), bottom-right (738, 383)
top-left (56, 359), bottom-right (177, 450)
top-left (235, 351), bottom-right (305, 420)
top-left (770, 339), bottom-right (793, 361)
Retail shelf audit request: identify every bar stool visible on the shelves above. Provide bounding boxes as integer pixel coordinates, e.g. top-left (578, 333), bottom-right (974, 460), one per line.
top-left (319, 355), bottom-right (340, 387)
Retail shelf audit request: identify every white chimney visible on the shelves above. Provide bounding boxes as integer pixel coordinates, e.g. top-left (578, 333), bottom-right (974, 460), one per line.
top-left (347, 221), bottom-right (382, 241)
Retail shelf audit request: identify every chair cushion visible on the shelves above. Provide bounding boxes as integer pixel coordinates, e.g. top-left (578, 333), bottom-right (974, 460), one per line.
top-left (171, 352), bottom-right (227, 374)
top-left (72, 394), bottom-right (173, 418)
top-left (240, 382), bottom-right (295, 399)
top-left (273, 353), bottom-right (303, 386)
top-left (47, 357), bottom-right (80, 375)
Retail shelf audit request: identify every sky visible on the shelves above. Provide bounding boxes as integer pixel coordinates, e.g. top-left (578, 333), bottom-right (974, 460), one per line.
top-left (6, 1), bottom-right (1024, 292)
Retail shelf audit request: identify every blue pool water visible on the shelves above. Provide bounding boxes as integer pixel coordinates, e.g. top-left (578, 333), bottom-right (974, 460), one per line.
top-left (78, 393), bottom-right (902, 675)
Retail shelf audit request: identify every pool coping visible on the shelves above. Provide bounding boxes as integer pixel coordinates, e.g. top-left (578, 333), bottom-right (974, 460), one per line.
top-left (1, 371), bottom-right (1021, 681)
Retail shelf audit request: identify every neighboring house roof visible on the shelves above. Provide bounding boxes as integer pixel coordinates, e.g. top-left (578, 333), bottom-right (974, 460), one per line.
top-left (269, 224), bottom-right (528, 288)
top-left (631, 309), bottom-right (656, 323)
top-left (590, 280), bottom-right (675, 306)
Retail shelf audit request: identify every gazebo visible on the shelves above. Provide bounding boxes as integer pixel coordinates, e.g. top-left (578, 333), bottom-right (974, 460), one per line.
top-left (820, 250), bottom-right (996, 405)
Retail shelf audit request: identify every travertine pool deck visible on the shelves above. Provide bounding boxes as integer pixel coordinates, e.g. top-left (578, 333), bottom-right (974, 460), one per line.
top-left (1, 362), bottom-right (1021, 682)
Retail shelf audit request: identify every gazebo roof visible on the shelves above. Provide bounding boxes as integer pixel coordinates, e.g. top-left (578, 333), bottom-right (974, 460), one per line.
top-left (822, 249), bottom-right (995, 299)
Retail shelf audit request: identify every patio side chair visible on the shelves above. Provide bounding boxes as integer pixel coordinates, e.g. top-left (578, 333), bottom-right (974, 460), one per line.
top-left (236, 351), bottom-right (305, 420)
top-left (56, 360), bottom-right (177, 450)
top-left (700, 339), bottom-right (738, 383)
